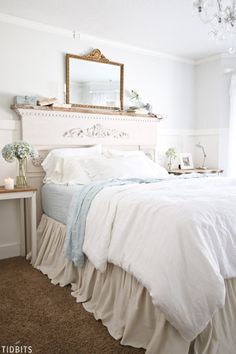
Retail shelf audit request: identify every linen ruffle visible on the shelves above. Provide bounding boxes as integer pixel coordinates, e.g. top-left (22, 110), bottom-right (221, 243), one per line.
top-left (35, 214), bottom-right (236, 354)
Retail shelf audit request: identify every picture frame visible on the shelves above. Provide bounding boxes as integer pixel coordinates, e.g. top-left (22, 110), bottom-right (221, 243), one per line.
top-left (179, 153), bottom-right (194, 169)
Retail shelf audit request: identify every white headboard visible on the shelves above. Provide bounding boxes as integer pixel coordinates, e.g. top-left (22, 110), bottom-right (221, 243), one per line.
top-left (17, 107), bottom-right (158, 146)
top-left (13, 106), bottom-right (159, 222)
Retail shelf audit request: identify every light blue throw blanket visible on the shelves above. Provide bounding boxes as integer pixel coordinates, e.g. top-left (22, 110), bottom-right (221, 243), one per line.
top-left (64, 178), bottom-right (164, 266)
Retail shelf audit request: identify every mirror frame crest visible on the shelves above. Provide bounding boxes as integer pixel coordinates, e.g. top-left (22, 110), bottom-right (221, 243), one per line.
top-left (66, 49), bottom-right (124, 110)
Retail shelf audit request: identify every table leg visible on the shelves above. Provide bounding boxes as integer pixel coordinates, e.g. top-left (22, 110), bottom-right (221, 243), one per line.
top-left (30, 192), bottom-right (37, 265)
top-left (19, 199), bottom-right (26, 256)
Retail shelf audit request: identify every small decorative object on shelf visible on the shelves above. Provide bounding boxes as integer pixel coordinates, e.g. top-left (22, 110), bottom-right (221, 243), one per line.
top-left (37, 97), bottom-right (57, 106)
top-left (196, 142), bottom-right (207, 169)
top-left (2, 141), bottom-right (38, 187)
top-left (4, 177), bottom-right (14, 190)
top-left (14, 95), bottom-right (38, 105)
top-left (127, 89), bottom-right (165, 120)
top-left (128, 90), bottom-right (150, 114)
top-left (179, 153), bottom-right (194, 169)
top-left (165, 147), bottom-right (177, 170)
top-left (52, 102), bottom-right (72, 109)
top-left (130, 89), bottom-right (142, 108)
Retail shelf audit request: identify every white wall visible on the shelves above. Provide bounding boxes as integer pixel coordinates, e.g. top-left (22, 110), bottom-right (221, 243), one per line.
top-left (0, 19), bottom-right (196, 259)
top-left (194, 59), bottom-right (222, 169)
top-left (0, 19), bottom-right (197, 174)
top-left (195, 60), bottom-right (222, 130)
top-left (194, 55), bottom-right (236, 172)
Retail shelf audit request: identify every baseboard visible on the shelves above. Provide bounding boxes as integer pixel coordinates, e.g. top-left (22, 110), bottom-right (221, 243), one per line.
top-left (0, 242), bottom-right (21, 260)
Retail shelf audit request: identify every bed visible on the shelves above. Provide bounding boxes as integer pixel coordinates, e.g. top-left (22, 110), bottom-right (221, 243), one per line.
top-left (36, 177), bottom-right (236, 354)
top-left (15, 107), bottom-right (236, 354)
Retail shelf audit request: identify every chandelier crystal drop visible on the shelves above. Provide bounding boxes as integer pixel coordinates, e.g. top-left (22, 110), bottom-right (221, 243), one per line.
top-left (194, 0), bottom-right (236, 53)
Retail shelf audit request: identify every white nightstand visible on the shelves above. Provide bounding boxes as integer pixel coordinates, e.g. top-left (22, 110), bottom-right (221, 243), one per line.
top-left (0, 186), bottom-right (37, 264)
top-left (169, 169), bottom-right (224, 176)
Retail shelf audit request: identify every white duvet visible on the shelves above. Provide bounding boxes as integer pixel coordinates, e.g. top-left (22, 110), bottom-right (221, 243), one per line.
top-left (82, 177), bottom-right (236, 341)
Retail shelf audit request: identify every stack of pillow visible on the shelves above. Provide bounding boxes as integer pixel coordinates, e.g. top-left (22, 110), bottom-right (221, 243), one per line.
top-left (42, 145), bottom-right (168, 185)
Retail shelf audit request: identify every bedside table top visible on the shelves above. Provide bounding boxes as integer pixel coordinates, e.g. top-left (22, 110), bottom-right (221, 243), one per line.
top-left (169, 169), bottom-right (224, 175)
top-left (0, 186), bottom-right (37, 194)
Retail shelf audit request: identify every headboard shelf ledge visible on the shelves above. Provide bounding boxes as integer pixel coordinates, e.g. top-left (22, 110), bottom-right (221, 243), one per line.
top-left (11, 104), bottom-right (160, 120)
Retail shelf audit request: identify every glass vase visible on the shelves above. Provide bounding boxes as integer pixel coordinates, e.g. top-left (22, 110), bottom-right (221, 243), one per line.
top-left (16, 159), bottom-right (27, 188)
top-left (167, 158), bottom-right (173, 171)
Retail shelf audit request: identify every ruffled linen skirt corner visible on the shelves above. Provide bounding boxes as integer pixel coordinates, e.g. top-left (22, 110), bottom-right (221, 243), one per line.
top-left (34, 214), bottom-right (236, 354)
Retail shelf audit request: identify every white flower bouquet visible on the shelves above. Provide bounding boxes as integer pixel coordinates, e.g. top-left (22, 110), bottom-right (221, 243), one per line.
top-left (2, 141), bottom-right (38, 187)
top-left (165, 147), bottom-right (177, 171)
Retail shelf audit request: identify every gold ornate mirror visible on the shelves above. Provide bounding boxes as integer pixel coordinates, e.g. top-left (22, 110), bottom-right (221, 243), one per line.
top-left (66, 49), bottom-right (124, 110)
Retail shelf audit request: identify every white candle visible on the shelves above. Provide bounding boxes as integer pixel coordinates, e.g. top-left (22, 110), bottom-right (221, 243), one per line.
top-left (4, 177), bottom-right (14, 190)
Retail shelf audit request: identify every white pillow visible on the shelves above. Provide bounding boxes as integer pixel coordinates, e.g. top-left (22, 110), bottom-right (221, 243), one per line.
top-left (104, 148), bottom-right (145, 158)
top-left (60, 157), bottom-right (92, 185)
top-left (105, 148), bottom-right (168, 178)
top-left (81, 154), bottom-right (168, 181)
top-left (146, 158), bottom-right (169, 178)
top-left (42, 145), bottom-right (101, 184)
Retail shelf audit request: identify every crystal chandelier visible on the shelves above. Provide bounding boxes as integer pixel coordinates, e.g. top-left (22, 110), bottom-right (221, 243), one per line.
top-left (194, 0), bottom-right (236, 53)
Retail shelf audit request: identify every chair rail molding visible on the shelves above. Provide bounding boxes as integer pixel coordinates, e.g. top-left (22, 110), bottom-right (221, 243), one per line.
top-left (0, 119), bottom-right (18, 130)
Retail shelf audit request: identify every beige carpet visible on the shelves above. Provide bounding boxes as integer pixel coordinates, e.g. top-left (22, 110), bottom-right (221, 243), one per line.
top-left (0, 257), bottom-right (144, 354)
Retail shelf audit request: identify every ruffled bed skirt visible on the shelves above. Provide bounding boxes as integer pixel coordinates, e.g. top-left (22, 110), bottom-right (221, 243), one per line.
top-left (35, 214), bottom-right (236, 354)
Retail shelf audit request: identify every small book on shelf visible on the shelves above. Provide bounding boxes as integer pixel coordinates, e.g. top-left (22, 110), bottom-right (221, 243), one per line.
top-left (127, 106), bottom-right (149, 115)
top-left (52, 102), bottom-right (72, 108)
top-left (37, 97), bottom-right (57, 106)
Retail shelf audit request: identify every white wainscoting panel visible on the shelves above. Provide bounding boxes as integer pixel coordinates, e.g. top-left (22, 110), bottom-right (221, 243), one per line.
top-left (0, 198), bottom-right (21, 260)
top-left (0, 119), bottom-right (21, 260)
top-left (0, 119), bottom-right (20, 183)
top-left (0, 119), bottom-right (18, 130)
top-left (158, 128), bottom-right (222, 170)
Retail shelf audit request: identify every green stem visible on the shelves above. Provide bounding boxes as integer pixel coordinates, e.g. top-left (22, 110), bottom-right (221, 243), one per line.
top-left (18, 159), bottom-right (25, 177)
top-left (17, 159), bottom-right (27, 187)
